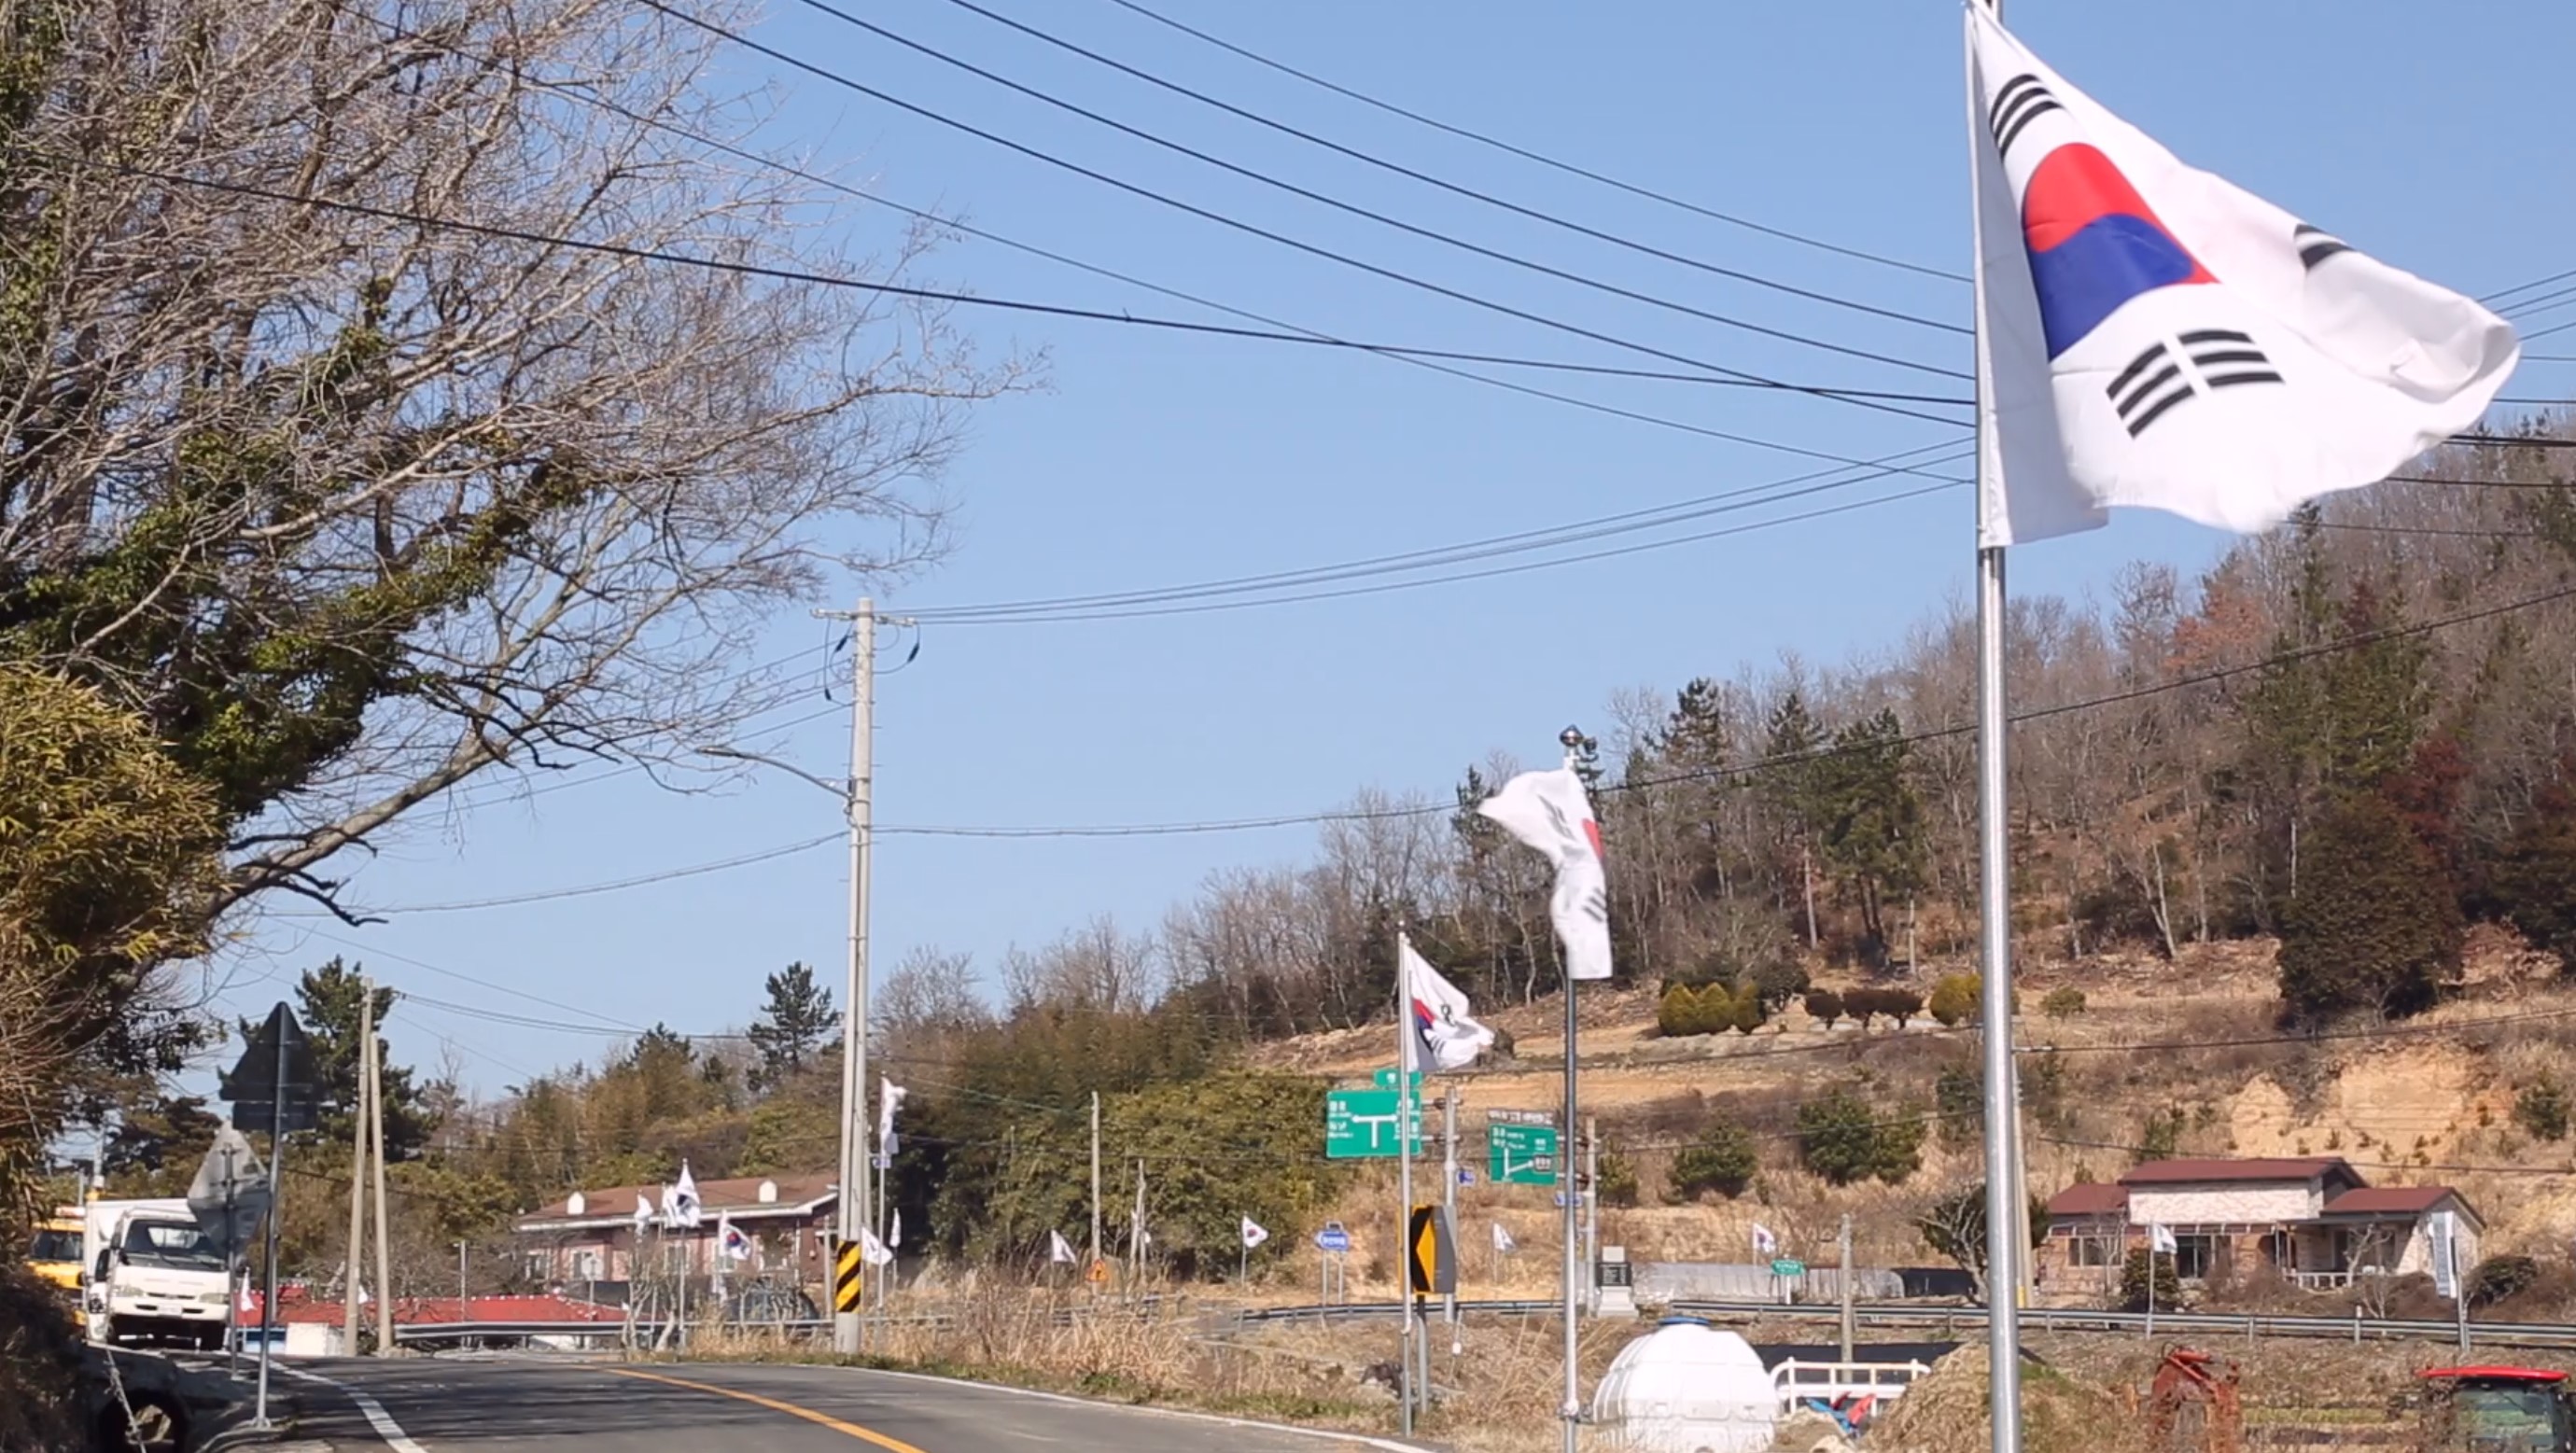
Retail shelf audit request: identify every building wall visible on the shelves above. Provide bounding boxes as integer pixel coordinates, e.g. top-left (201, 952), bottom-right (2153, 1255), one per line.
top-left (2125, 1184), bottom-right (2318, 1224)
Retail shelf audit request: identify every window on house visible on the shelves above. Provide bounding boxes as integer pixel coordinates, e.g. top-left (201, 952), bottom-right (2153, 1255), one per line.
top-left (2173, 1234), bottom-right (2218, 1281)
top-left (2067, 1235), bottom-right (2119, 1267)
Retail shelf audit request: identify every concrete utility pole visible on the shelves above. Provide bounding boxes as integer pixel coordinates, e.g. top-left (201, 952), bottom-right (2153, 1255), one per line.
top-left (369, 1003), bottom-right (393, 1357)
top-left (1839, 1214), bottom-right (1856, 1364)
top-left (456, 1242), bottom-right (469, 1313)
top-left (826, 599), bottom-right (879, 1357)
top-left (1129, 1159), bottom-right (1146, 1285)
top-left (1442, 1090), bottom-right (1460, 1352)
top-left (1090, 1092), bottom-right (1102, 1270)
top-left (344, 988), bottom-right (371, 1351)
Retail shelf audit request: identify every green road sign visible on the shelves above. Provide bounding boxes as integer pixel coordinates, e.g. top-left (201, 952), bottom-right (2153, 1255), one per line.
top-left (1488, 1123), bottom-right (1560, 1185)
top-left (1372, 1068), bottom-right (1424, 1092)
top-left (1771, 1258), bottom-right (1807, 1278)
top-left (1325, 1090), bottom-right (1424, 1158)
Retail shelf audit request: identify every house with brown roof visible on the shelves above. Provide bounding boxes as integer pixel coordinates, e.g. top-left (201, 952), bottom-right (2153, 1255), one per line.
top-left (2039, 1156), bottom-right (2482, 1292)
top-left (511, 1172), bottom-right (838, 1296)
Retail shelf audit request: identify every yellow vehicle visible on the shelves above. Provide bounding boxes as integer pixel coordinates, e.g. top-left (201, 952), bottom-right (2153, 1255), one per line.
top-left (27, 1209), bottom-right (85, 1317)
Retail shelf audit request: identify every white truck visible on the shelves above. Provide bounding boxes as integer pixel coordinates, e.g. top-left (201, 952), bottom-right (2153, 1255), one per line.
top-left (83, 1198), bottom-right (231, 1349)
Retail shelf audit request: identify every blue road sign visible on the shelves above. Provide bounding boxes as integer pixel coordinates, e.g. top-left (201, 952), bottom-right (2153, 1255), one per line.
top-left (1316, 1222), bottom-right (1351, 1254)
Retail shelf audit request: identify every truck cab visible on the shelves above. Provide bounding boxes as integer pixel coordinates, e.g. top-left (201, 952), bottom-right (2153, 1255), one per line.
top-left (2421, 1366), bottom-right (2576, 1453)
top-left (25, 1209), bottom-right (85, 1311)
top-left (84, 1199), bottom-right (230, 1350)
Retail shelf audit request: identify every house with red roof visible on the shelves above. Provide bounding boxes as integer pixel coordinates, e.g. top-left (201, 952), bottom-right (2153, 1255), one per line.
top-left (2039, 1156), bottom-right (2482, 1292)
top-left (511, 1172), bottom-right (838, 1294)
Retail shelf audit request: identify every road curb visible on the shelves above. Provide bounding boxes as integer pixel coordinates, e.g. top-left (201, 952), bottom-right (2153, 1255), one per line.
top-left (829, 1364), bottom-right (1444, 1453)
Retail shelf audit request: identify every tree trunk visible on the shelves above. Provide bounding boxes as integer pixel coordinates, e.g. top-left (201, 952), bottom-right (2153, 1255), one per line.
top-left (1800, 840), bottom-right (1819, 949)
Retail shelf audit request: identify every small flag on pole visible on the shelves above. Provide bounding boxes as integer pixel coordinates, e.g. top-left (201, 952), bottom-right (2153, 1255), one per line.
top-left (859, 1227), bottom-right (893, 1268)
top-left (1239, 1217), bottom-right (1269, 1250)
top-left (662, 1162), bottom-right (702, 1230)
top-left (631, 1189), bottom-right (653, 1235)
top-left (1964, 5), bottom-right (2517, 547)
top-left (1752, 1224), bottom-right (1780, 1259)
top-left (1401, 939), bottom-right (1495, 1072)
top-left (878, 1078), bottom-right (908, 1161)
top-left (719, 1214), bottom-right (752, 1264)
top-left (889, 1209), bottom-right (903, 1250)
top-left (2149, 1223), bottom-right (2178, 1255)
top-left (1492, 1222), bottom-right (1518, 1254)
top-left (1048, 1229), bottom-right (1077, 1264)
top-left (1477, 768), bottom-right (1613, 981)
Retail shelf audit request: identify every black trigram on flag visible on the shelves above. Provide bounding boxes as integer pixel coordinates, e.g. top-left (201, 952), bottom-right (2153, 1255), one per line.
top-left (2293, 224), bottom-right (2352, 271)
top-left (1988, 73), bottom-right (2062, 159)
top-left (2106, 330), bottom-right (2284, 438)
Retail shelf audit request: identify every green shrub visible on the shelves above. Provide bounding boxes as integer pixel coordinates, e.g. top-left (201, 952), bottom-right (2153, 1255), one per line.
top-left (2117, 1249), bottom-right (2182, 1311)
top-left (2514, 1078), bottom-right (2570, 1142)
top-left (1928, 973), bottom-right (1981, 1027)
top-left (2041, 985), bottom-right (2088, 1018)
top-left (1748, 959), bottom-right (1812, 1014)
top-left (1935, 1062), bottom-right (1981, 1149)
top-left (1796, 1087), bottom-right (1925, 1186)
top-left (1657, 984), bottom-right (1701, 1038)
top-left (2468, 1254), bottom-right (2541, 1309)
top-left (1596, 1151), bottom-right (1640, 1208)
top-left (1668, 1120), bottom-right (1758, 1201)
top-left (1803, 988), bottom-right (1844, 1027)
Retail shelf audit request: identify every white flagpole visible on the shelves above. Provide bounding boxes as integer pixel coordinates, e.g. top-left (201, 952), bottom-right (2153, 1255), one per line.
top-left (1967, 6), bottom-right (2025, 1451)
top-left (1556, 729), bottom-right (1586, 1453)
top-left (1394, 930), bottom-right (1416, 1437)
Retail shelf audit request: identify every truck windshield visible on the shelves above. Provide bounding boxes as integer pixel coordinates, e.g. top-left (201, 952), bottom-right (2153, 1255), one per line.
top-left (28, 1228), bottom-right (81, 1263)
top-left (120, 1221), bottom-right (224, 1272)
top-left (2453, 1387), bottom-right (2569, 1451)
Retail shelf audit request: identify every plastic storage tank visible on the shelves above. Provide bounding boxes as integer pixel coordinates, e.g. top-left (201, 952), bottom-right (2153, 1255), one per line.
top-left (1589, 1317), bottom-right (1779, 1453)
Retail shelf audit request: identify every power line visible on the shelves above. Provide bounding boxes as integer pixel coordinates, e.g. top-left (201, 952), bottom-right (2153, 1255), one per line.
top-left (2488, 267), bottom-right (2576, 305)
top-left (767, 0), bottom-right (1972, 381)
top-left (1092, 0), bottom-right (1968, 285)
top-left (910, 442), bottom-right (1975, 622)
top-left (631, 0), bottom-right (1970, 414)
top-left (279, 833), bottom-right (840, 918)
top-left (921, 0), bottom-right (1967, 337)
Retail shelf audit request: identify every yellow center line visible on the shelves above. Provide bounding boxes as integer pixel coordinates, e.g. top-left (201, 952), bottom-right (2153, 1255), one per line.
top-left (606, 1366), bottom-right (933, 1453)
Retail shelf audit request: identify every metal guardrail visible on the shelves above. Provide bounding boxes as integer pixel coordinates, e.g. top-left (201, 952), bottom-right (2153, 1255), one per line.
top-left (380, 1298), bottom-right (2576, 1352)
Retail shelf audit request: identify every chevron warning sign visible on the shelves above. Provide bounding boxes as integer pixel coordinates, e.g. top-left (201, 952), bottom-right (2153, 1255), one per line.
top-left (833, 1238), bottom-right (863, 1313)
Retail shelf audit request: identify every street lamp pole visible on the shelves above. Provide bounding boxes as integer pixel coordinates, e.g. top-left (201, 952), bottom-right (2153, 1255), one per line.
top-left (827, 600), bottom-right (877, 1357)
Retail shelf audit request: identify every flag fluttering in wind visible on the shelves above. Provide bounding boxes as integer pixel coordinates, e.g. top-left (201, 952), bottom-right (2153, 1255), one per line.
top-left (1048, 1229), bottom-right (1077, 1264)
top-left (1966, 6), bottom-right (2517, 547)
top-left (631, 1189), bottom-right (653, 1235)
top-left (878, 1078), bottom-right (908, 1163)
top-left (1477, 767), bottom-right (1612, 981)
top-left (1400, 939), bottom-right (1495, 1072)
top-left (2149, 1223), bottom-right (2178, 1255)
top-left (889, 1209), bottom-right (903, 1250)
top-left (1752, 1224), bottom-right (1779, 1259)
top-left (718, 1213), bottom-right (752, 1264)
top-left (859, 1227), bottom-right (893, 1268)
top-left (1239, 1217), bottom-right (1269, 1250)
top-left (1492, 1222), bottom-right (1518, 1254)
top-left (662, 1162), bottom-right (702, 1230)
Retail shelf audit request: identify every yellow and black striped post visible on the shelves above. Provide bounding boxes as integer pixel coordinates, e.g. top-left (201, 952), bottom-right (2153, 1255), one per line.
top-left (833, 1238), bottom-right (864, 1316)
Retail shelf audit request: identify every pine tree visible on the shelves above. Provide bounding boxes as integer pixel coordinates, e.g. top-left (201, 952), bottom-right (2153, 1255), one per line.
top-left (1760, 692), bottom-right (1827, 948)
top-left (2493, 786), bottom-right (2576, 969)
top-left (1812, 709), bottom-right (1925, 965)
top-left (1668, 1120), bottom-right (1757, 1201)
top-left (257, 958), bottom-right (435, 1159)
top-left (747, 961), bottom-right (836, 1088)
top-left (2277, 792), bottom-right (2462, 1021)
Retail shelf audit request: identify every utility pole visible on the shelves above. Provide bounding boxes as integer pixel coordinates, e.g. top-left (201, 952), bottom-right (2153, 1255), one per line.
top-left (1839, 1214), bottom-right (1856, 1364)
top-left (369, 1002), bottom-right (393, 1358)
top-left (823, 598), bottom-right (881, 1357)
top-left (1090, 1092), bottom-right (1103, 1272)
top-left (1583, 1116), bottom-right (1600, 1313)
top-left (344, 987), bottom-right (371, 1352)
top-left (1441, 1089), bottom-right (1459, 1353)
top-left (1129, 1159), bottom-right (1146, 1287)
top-left (456, 1242), bottom-right (469, 1313)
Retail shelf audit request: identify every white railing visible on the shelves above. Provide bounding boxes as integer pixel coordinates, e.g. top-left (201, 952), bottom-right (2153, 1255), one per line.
top-left (2289, 1268), bottom-right (2358, 1291)
top-left (1771, 1358), bottom-right (1934, 1414)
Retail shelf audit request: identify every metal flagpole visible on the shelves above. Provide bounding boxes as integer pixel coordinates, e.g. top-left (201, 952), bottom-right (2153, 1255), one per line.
top-left (1442, 1088), bottom-right (1460, 1357)
top-left (1395, 931), bottom-right (1416, 1436)
top-left (1967, 5), bottom-right (2023, 1446)
top-left (1558, 730), bottom-right (1585, 1453)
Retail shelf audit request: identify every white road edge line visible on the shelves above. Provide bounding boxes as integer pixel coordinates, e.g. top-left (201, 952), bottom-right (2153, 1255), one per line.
top-left (278, 1365), bottom-right (432, 1453)
top-left (835, 1365), bottom-right (1437, 1453)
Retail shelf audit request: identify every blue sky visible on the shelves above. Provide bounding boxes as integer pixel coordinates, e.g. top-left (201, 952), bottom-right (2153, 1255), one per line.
top-left (204, 0), bottom-right (2576, 1097)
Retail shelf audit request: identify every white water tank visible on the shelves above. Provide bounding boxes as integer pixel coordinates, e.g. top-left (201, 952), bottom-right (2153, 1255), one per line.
top-left (1589, 1318), bottom-right (1779, 1453)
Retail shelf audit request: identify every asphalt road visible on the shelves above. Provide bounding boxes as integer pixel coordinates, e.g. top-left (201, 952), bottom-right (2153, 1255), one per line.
top-left (285, 1357), bottom-right (1422, 1453)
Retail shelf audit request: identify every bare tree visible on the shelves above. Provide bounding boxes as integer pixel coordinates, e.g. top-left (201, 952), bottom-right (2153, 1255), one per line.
top-left (0, 0), bottom-right (1027, 925)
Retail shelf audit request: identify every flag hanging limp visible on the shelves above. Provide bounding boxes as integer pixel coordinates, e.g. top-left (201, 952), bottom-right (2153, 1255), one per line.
top-left (1477, 767), bottom-right (1613, 981)
top-left (1401, 939), bottom-right (1496, 1072)
top-left (1966, 5), bottom-right (2517, 547)
top-left (878, 1079), bottom-right (908, 1162)
top-left (1048, 1229), bottom-right (1077, 1264)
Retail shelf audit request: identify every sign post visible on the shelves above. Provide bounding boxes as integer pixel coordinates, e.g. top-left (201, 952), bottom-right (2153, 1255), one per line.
top-left (220, 1004), bottom-right (316, 1429)
top-left (185, 1129), bottom-right (270, 1378)
top-left (1314, 1222), bottom-right (1351, 1305)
